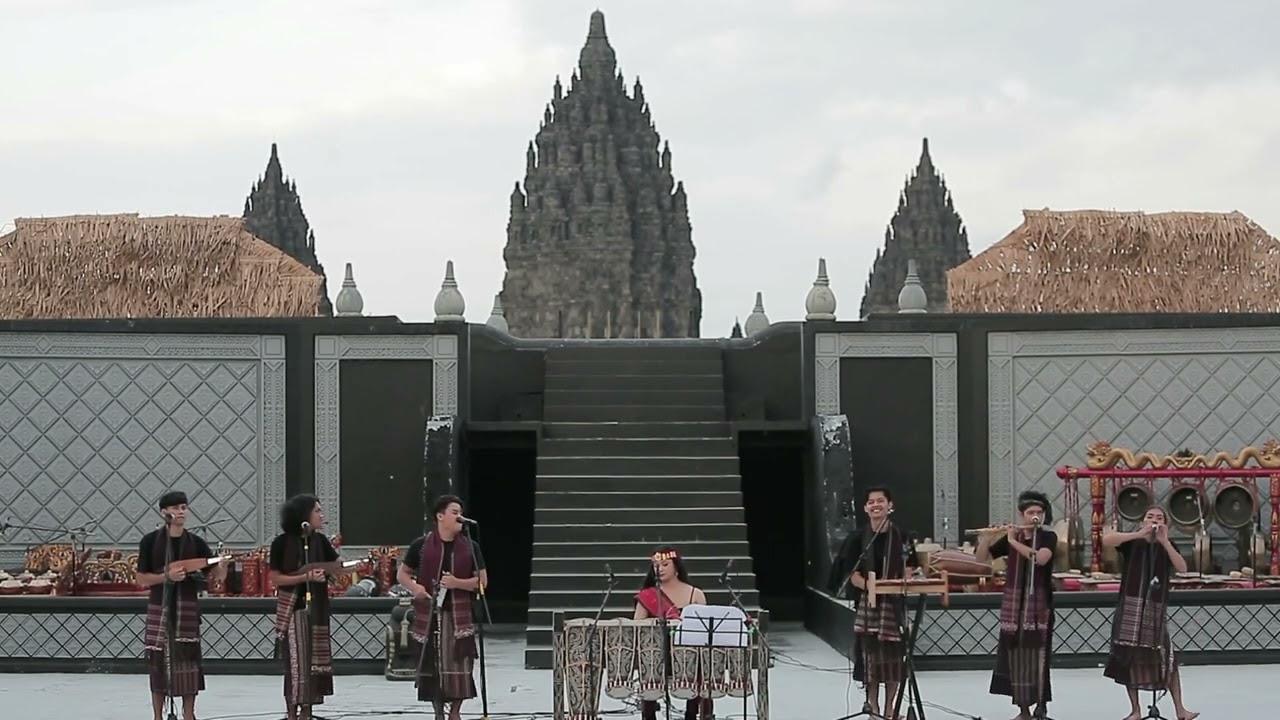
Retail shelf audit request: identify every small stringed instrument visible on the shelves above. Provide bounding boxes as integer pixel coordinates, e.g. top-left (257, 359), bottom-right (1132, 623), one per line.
top-left (297, 549), bottom-right (376, 577)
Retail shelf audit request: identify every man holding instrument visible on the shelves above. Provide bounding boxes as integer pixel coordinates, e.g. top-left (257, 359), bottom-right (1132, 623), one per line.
top-left (974, 490), bottom-right (1057, 720)
top-left (397, 494), bottom-right (488, 720)
top-left (828, 486), bottom-right (915, 719)
top-left (269, 494), bottom-right (340, 720)
top-left (135, 490), bottom-right (226, 720)
top-left (1101, 506), bottom-right (1198, 720)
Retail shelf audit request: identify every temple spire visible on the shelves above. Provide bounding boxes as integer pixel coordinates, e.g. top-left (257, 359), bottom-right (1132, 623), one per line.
top-left (578, 9), bottom-right (617, 83)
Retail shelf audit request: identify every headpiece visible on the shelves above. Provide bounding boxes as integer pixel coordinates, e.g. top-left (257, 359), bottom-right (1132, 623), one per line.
top-left (651, 549), bottom-right (679, 564)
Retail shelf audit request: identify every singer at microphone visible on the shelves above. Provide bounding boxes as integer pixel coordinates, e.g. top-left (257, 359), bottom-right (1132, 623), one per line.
top-left (397, 494), bottom-right (488, 714)
top-left (133, 490), bottom-right (226, 718)
top-left (268, 494), bottom-right (339, 714)
top-left (1100, 506), bottom-right (1197, 719)
top-left (634, 545), bottom-right (712, 719)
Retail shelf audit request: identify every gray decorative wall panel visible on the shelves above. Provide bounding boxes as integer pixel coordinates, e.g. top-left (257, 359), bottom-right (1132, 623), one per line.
top-left (313, 334), bottom-right (458, 534)
top-left (814, 333), bottom-right (959, 539)
top-left (0, 334), bottom-right (286, 566)
top-left (988, 329), bottom-right (1280, 525)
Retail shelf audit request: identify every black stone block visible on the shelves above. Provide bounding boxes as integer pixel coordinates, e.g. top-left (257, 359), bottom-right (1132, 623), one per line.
top-left (534, 489), bottom-right (744, 509)
top-left (538, 437), bottom-right (737, 457)
top-left (544, 388), bottom-right (725, 407)
top-left (541, 421), bottom-right (731, 439)
top-left (536, 455), bottom-right (740, 476)
top-left (536, 474), bottom-right (742, 492)
top-left (533, 522), bottom-right (748, 543)
top-left (534, 506), bottom-right (746, 525)
top-left (546, 373), bottom-right (723, 391)
top-left (544, 404), bottom-right (725, 422)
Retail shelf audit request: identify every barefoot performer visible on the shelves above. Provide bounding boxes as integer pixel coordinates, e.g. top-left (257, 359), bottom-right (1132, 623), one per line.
top-left (975, 490), bottom-right (1057, 720)
top-left (1102, 506), bottom-right (1198, 720)
top-left (135, 491), bottom-right (226, 720)
top-left (269, 495), bottom-right (340, 720)
top-left (829, 486), bottom-right (916, 719)
top-left (398, 494), bottom-right (488, 720)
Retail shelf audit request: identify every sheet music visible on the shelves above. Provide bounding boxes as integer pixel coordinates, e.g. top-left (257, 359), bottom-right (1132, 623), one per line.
top-left (674, 604), bottom-right (749, 648)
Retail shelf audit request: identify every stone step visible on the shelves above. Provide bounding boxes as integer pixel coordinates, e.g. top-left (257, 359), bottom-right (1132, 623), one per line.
top-left (534, 506), bottom-right (746, 525)
top-left (532, 540), bottom-right (749, 559)
top-left (534, 523), bottom-right (749, 544)
top-left (544, 404), bottom-right (725, 422)
top-left (530, 555), bottom-right (753, 575)
top-left (535, 490), bottom-right (744, 509)
top-left (537, 455), bottom-right (739, 476)
top-left (545, 373), bottom-right (724, 392)
top-left (541, 421), bottom-right (732, 439)
top-left (539, 437), bottom-right (737, 457)
top-left (544, 388), bottom-right (725, 407)
top-left (529, 571), bottom-right (752, 592)
top-left (546, 345), bottom-right (723, 362)
top-left (537, 475), bottom-right (742, 493)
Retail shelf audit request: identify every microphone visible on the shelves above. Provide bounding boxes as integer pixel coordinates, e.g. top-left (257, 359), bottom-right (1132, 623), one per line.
top-left (459, 516), bottom-right (478, 525)
top-left (301, 521), bottom-right (312, 534)
top-left (719, 559), bottom-right (735, 585)
top-left (604, 563), bottom-right (615, 584)
top-left (163, 512), bottom-right (174, 525)
top-left (1032, 515), bottom-right (1043, 526)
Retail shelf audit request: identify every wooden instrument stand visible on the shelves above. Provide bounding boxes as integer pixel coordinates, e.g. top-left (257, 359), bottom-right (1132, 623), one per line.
top-left (865, 570), bottom-right (950, 608)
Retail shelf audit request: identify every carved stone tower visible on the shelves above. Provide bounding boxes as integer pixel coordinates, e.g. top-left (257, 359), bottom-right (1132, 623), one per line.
top-left (500, 11), bottom-right (702, 338)
top-left (859, 138), bottom-right (971, 317)
top-left (243, 143), bottom-right (332, 315)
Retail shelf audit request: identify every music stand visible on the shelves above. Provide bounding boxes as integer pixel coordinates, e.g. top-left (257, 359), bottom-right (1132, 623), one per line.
top-left (864, 571), bottom-right (949, 720)
top-left (675, 604), bottom-right (748, 720)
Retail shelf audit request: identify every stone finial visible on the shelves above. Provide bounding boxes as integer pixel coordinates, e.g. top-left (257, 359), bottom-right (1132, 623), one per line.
top-left (433, 260), bottom-right (466, 321)
top-left (730, 317), bottom-right (744, 339)
top-left (897, 258), bottom-right (928, 314)
top-left (486, 293), bottom-right (509, 333)
top-left (805, 257), bottom-right (837, 320)
top-left (744, 292), bottom-right (770, 335)
top-left (334, 262), bottom-right (364, 316)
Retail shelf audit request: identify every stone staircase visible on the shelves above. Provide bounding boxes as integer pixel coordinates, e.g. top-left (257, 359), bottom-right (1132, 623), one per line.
top-left (524, 344), bottom-right (760, 668)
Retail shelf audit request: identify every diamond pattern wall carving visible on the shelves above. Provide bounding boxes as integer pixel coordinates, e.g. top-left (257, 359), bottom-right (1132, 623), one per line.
top-left (0, 334), bottom-right (286, 565)
top-left (814, 332), bottom-right (959, 540)
top-left (988, 329), bottom-right (1280, 530)
top-left (313, 334), bottom-right (459, 534)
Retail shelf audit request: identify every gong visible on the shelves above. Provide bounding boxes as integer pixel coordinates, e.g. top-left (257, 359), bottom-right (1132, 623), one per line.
top-left (1116, 484), bottom-right (1154, 522)
top-left (1213, 484), bottom-right (1257, 530)
top-left (1167, 485), bottom-right (1210, 533)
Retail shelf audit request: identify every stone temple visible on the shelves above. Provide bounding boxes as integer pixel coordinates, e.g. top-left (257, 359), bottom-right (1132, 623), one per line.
top-left (500, 11), bottom-right (701, 338)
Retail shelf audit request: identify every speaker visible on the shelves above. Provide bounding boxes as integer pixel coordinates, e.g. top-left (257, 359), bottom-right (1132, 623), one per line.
top-left (1115, 484), bottom-right (1153, 522)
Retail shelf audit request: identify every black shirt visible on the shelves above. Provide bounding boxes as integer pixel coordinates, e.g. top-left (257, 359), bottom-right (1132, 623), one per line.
top-left (269, 532), bottom-right (339, 610)
top-left (136, 530), bottom-right (214, 578)
top-left (990, 531), bottom-right (1058, 598)
top-left (401, 535), bottom-right (486, 582)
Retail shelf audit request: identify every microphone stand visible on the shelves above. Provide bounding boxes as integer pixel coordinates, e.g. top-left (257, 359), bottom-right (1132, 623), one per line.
top-left (586, 565), bottom-right (619, 720)
top-left (1138, 526), bottom-right (1169, 720)
top-left (413, 532), bottom-right (449, 720)
top-left (836, 517), bottom-right (890, 720)
top-left (1025, 523), bottom-right (1055, 720)
top-left (161, 515), bottom-right (179, 720)
top-left (655, 576), bottom-right (673, 720)
top-left (720, 562), bottom-right (768, 720)
top-left (463, 522), bottom-right (492, 720)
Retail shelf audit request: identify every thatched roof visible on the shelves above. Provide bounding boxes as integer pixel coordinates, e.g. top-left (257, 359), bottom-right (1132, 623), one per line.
top-left (0, 214), bottom-right (325, 318)
top-left (946, 209), bottom-right (1280, 313)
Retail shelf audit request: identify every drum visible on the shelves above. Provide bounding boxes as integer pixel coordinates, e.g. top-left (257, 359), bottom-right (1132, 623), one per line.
top-left (705, 647), bottom-right (730, 699)
top-left (561, 618), bottom-right (603, 720)
top-left (670, 645), bottom-right (699, 699)
top-left (725, 645), bottom-right (753, 698)
top-left (635, 619), bottom-right (668, 701)
top-left (601, 619), bottom-right (638, 699)
top-left (927, 549), bottom-right (992, 578)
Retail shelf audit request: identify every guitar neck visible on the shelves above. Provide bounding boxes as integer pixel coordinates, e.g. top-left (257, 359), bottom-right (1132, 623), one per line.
top-left (299, 559), bottom-right (361, 574)
top-left (168, 556), bottom-right (224, 573)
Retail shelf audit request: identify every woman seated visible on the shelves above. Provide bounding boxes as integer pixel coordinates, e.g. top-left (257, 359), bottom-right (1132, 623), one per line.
top-left (633, 546), bottom-right (711, 720)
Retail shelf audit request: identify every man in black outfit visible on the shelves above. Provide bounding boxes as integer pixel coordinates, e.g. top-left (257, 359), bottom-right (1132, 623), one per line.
top-left (135, 490), bottom-right (225, 720)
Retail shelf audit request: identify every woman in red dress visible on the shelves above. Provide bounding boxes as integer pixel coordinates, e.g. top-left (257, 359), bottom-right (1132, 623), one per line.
top-left (633, 546), bottom-right (711, 720)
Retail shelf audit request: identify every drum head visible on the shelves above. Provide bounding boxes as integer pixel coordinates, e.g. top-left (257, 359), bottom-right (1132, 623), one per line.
top-left (1167, 486), bottom-right (1207, 528)
top-left (1116, 484), bottom-right (1153, 522)
top-left (1214, 485), bottom-right (1256, 529)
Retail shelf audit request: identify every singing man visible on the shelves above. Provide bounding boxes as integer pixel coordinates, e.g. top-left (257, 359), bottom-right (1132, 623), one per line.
top-left (397, 494), bottom-right (488, 720)
top-left (975, 490), bottom-right (1057, 720)
top-left (134, 490), bottom-right (225, 720)
top-left (828, 486), bottom-right (916, 719)
top-left (1101, 506), bottom-right (1198, 720)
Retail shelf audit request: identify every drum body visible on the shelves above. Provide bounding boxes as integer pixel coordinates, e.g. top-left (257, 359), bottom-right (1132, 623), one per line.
top-left (561, 618), bottom-right (603, 720)
top-left (928, 549), bottom-right (992, 578)
top-left (601, 619), bottom-right (638, 699)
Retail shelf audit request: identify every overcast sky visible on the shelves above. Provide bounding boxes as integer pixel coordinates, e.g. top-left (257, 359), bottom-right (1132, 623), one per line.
top-left (2, 0), bottom-right (1277, 334)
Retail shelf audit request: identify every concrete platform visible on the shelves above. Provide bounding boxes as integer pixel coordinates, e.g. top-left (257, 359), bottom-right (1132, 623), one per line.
top-left (0, 624), bottom-right (1266, 719)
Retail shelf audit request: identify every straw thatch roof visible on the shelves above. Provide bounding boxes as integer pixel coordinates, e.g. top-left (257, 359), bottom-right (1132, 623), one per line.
top-left (0, 214), bottom-right (325, 319)
top-left (946, 209), bottom-right (1280, 313)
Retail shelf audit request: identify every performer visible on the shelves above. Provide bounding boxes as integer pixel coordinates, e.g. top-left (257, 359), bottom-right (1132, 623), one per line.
top-left (268, 494), bottom-right (339, 720)
top-left (397, 494), bottom-right (488, 720)
top-left (1102, 507), bottom-right (1199, 720)
top-left (135, 490), bottom-right (225, 720)
top-left (974, 490), bottom-right (1057, 720)
top-left (633, 545), bottom-right (711, 720)
top-left (827, 486), bottom-right (916, 719)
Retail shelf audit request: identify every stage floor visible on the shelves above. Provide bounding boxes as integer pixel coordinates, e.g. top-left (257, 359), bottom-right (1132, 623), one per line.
top-left (0, 624), bottom-right (1266, 719)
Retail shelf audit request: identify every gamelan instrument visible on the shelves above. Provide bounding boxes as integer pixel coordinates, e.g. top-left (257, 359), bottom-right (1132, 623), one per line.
top-left (865, 571), bottom-right (950, 608)
top-left (926, 549), bottom-right (993, 578)
top-left (550, 613), bottom-right (770, 720)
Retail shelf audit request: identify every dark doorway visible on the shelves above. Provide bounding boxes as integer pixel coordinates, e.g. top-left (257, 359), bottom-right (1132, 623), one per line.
top-left (739, 431), bottom-right (808, 620)
top-left (463, 431), bottom-right (537, 623)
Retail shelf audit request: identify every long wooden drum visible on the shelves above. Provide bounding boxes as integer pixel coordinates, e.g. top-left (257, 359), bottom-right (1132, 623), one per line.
top-left (927, 549), bottom-right (993, 578)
